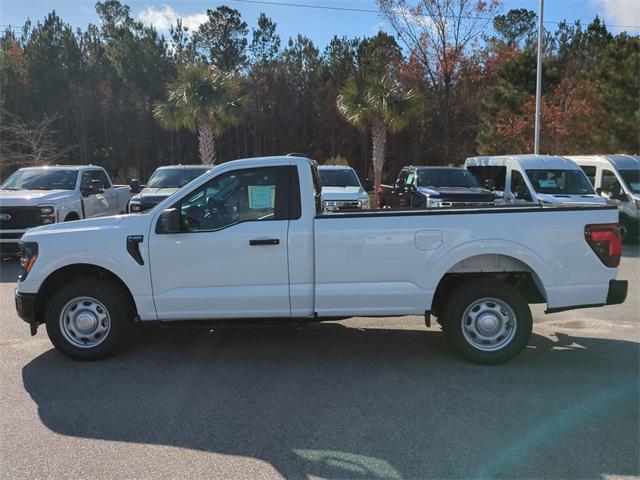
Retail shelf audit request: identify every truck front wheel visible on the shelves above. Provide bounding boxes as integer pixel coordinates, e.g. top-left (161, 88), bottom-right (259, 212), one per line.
top-left (441, 280), bottom-right (532, 364)
top-left (45, 279), bottom-right (133, 360)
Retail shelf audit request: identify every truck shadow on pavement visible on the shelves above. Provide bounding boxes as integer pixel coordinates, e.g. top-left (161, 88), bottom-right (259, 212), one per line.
top-left (22, 323), bottom-right (639, 479)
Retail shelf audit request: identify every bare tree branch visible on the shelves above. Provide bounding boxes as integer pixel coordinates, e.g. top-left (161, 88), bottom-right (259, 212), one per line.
top-left (0, 110), bottom-right (73, 168)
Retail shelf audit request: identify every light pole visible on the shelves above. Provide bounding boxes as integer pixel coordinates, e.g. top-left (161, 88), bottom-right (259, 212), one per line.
top-left (534, 0), bottom-right (544, 155)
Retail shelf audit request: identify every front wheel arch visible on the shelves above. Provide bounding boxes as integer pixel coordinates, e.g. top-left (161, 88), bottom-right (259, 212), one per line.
top-left (36, 264), bottom-right (137, 326)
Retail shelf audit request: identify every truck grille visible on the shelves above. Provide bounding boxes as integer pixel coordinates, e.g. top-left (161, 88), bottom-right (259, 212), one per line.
top-left (0, 206), bottom-right (43, 229)
top-left (439, 201), bottom-right (496, 208)
top-left (323, 200), bottom-right (362, 211)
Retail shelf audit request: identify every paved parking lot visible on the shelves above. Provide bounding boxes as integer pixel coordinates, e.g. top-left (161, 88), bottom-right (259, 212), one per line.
top-left (0, 247), bottom-right (638, 479)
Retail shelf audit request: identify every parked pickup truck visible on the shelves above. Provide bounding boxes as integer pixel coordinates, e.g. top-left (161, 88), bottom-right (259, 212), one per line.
top-left (379, 166), bottom-right (496, 208)
top-left (128, 165), bottom-right (210, 213)
top-left (0, 165), bottom-right (132, 255)
top-left (15, 155), bottom-right (627, 364)
top-left (318, 165), bottom-right (370, 210)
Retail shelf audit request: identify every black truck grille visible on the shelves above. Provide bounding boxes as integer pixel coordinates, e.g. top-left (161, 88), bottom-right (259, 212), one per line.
top-left (0, 206), bottom-right (43, 229)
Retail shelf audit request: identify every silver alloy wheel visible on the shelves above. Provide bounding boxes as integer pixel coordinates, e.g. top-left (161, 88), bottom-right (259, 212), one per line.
top-left (461, 297), bottom-right (517, 352)
top-left (59, 296), bottom-right (111, 349)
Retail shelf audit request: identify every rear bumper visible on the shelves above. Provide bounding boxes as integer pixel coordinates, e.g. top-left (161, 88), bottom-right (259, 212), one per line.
top-left (545, 279), bottom-right (628, 313)
top-left (606, 279), bottom-right (628, 306)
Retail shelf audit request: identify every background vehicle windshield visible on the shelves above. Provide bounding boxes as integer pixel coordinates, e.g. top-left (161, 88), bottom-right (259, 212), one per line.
top-left (418, 169), bottom-right (480, 188)
top-left (318, 169), bottom-right (360, 187)
top-left (526, 169), bottom-right (595, 195)
top-left (619, 170), bottom-right (640, 194)
top-left (1, 169), bottom-right (78, 190)
top-left (147, 168), bottom-right (208, 188)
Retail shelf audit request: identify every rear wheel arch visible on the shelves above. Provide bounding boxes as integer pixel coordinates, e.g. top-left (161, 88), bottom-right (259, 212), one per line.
top-left (35, 264), bottom-right (137, 324)
top-left (431, 254), bottom-right (546, 318)
top-left (64, 212), bottom-right (80, 221)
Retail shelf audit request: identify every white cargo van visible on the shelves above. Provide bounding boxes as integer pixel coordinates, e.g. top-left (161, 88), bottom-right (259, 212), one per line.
top-left (465, 155), bottom-right (605, 205)
top-left (566, 155), bottom-right (640, 237)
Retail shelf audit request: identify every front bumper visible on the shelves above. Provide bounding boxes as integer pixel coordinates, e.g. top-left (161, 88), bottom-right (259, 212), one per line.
top-left (15, 290), bottom-right (38, 334)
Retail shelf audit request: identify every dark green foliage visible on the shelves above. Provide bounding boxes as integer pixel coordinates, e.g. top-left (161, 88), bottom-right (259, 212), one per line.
top-left (1, 4), bottom-right (637, 185)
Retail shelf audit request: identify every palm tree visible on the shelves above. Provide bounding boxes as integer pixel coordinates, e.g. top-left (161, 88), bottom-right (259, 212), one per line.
top-left (337, 75), bottom-right (421, 189)
top-left (154, 64), bottom-right (245, 165)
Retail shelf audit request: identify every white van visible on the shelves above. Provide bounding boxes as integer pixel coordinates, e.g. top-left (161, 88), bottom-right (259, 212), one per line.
top-left (566, 155), bottom-right (640, 237)
top-left (464, 155), bottom-right (605, 206)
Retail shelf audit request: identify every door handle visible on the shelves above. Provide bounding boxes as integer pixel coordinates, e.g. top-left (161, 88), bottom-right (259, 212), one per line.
top-left (249, 238), bottom-right (280, 246)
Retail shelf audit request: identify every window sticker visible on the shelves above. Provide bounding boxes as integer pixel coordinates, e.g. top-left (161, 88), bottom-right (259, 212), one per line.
top-left (538, 179), bottom-right (558, 188)
top-left (248, 185), bottom-right (275, 209)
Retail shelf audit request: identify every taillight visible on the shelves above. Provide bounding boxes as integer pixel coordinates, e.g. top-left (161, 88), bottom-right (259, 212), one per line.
top-left (585, 223), bottom-right (622, 267)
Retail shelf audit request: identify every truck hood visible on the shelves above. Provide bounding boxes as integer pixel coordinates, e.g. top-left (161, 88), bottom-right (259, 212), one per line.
top-left (417, 186), bottom-right (492, 196)
top-left (133, 187), bottom-right (179, 201)
top-left (0, 189), bottom-right (74, 206)
top-left (23, 214), bottom-right (128, 239)
top-left (321, 186), bottom-right (366, 200)
top-left (536, 193), bottom-right (606, 205)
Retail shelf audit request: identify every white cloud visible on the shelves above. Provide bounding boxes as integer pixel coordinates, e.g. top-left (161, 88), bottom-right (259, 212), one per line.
top-left (390, 6), bottom-right (435, 30)
top-left (591, 0), bottom-right (640, 28)
top-left (137, 5), bottom-right (207, 33)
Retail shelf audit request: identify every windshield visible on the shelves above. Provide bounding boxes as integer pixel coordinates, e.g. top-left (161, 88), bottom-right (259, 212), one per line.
top-left (1, 169), bottom-right (78, 190)
top-left (418, 169), bottom-right (480, 188)
top-left (526, 169), bottom-right (595, 195)
top-left (147, 168), bottom-right (209, 188)
top-left (318, 169), bottom-right (360, 188)
top-left (619, 170), bottom-right (640, 194)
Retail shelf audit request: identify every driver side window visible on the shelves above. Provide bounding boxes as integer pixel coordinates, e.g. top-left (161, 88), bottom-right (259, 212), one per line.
top-left (510, 171), bottom-right (532, 201)
top-left (179, 166), bottom-right (288, 232)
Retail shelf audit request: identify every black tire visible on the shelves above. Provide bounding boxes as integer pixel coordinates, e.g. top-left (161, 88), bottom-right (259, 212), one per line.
top-left (45, 278), bottom-right (134, 360)
top-left (441, 280), bottom-right (532, 364)
top-left (64, 213), bottom-right (79, 222)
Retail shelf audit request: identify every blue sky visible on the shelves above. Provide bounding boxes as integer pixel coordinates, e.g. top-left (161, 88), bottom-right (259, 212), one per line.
top-left (1, 0), bottom-right (638, 48)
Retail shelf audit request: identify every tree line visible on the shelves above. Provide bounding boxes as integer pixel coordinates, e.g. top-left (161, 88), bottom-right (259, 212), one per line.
top-left (1, 0), bottom-right (638, 184)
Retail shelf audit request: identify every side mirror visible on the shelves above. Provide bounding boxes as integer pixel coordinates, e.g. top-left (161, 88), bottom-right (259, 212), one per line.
top-left (614, 191), bottom-right (629, 202)
top-left (396, 178), bottom-right (406, 190)
top-left (156, 208), bottom-right (182, 234)
top-left (596, 187), bottom-right (602, 195)
top-left (515, 185), bottom-right (530, 201)
top-left (130, 179), bottom-right (141, 194)
top-left (91, 179), bottom-right (104, 194)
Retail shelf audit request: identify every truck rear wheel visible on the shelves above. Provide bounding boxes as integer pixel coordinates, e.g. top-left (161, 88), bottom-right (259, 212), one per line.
top-left (45, 279), bottom-right (133, 360)
top-left (441, 280), bottom-right (532, 364)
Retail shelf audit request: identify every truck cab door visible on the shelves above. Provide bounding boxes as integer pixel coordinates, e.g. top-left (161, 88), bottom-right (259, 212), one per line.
top-left (80, 171), bottom-right (104, 218)
top-left (393, 169), bottom-right (410, 207)
top-left (148, 165), bottom-right (294, 320)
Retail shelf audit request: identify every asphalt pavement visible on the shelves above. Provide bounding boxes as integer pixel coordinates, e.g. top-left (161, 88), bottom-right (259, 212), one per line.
top-left (0, 247), bottom-right (638, 479)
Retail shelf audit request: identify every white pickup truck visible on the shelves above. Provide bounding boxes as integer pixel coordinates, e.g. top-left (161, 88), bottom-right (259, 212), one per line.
top-left (14, 156), bottom-right (627, 364)
top-left (0, 165), bottom-right (132, 254)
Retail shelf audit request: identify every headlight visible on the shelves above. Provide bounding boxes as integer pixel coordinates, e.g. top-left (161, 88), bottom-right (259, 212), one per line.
top-left (18, 241), bottom-right (38, 281)
top-left (38, 205), bottom-right (56, 224)
top-left (426, 197), bottom-right (442, 208)
top-left (360, 196), bottom-right (370, 208)
top-left (129, 202), bottom-right (143, 213)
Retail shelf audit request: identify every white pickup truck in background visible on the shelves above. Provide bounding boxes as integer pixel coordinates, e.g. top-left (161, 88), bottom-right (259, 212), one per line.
top-left (318, 165), bottom-right (371, 210)
top-left (14, 156), bottom-right (627, 364)
top-left (0, 165), bottom-right (132, 254)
